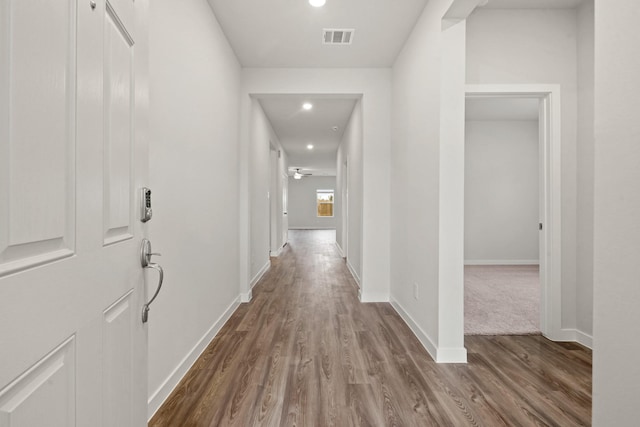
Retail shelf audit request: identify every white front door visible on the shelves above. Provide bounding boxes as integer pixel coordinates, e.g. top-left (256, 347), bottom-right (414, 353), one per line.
top-left (0, 0), bottom-right (149, 425)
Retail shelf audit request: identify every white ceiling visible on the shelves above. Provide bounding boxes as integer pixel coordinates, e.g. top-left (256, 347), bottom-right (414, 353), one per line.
top-left (207, 0), bottom-right (428, 68)
top-left (210, 0), bottom-right (583, 174)
top-left (466, 97), bottom-right (539, 121)
top-left (258, 95), bottom-right (358, 176)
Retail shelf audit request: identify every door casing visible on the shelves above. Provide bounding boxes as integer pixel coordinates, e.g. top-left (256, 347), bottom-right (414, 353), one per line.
top-left (465, 84), bottom-right (563, 341)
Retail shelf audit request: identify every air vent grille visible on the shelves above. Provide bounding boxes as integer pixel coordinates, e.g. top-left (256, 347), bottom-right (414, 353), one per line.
top-left (323, 29), bottom-right (354, 45)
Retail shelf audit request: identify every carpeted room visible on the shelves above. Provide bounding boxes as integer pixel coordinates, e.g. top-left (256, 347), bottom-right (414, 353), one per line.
top-left (464, 97), bottom-right (541, 336)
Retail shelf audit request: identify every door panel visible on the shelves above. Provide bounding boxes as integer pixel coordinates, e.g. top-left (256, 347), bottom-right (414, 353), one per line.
top-left (108, 0), bottom-right (135, 37)
top-left (103, 290), bottom-right (134, 427)
top-left (104, 3), bottom-right (134, 245)
top-left (0, 0), bottom-right (149, 425)
top-left (0, 337), bottom-right (75, 427)
top-left (0, 0), bottom-right (76, 275)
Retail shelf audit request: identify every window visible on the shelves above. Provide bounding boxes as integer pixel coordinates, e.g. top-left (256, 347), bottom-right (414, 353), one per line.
top-left (317, 189), bottom-right (334, 217)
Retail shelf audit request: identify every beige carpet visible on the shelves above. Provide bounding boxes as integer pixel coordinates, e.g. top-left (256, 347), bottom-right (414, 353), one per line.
top-left (464, 265), bottom-right (540, 335)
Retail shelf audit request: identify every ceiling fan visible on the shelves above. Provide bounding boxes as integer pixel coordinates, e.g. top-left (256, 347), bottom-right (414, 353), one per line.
top-left (293, 168), bottom-right (312, 180)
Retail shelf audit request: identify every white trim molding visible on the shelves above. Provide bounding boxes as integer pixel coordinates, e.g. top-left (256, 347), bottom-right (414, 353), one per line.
top-left (240, 290), bottom-right (252, 303)
top-left (241, 259), bottom-right (270, 303)
top-left (250, 260), bottom-right (270, 290)
top-left (391, 299), bottom-right (438, 360)
top-left (391, 299), bottom-right (467, 363)
top-left (575, 330), bottom-right (593, 349)
top-left (147, 296), bottom-right (241, 420)
top-left (466, 84), bottom-right (563, 343)
top-left (270, 243), bottom-right (286, 257)
top-left (558, 328), bottom-right (593, 350)
top-left (464, 260), bottom-right (540, 265)
top-left (288, 227), bottom-right (336, 230)
top-left (346, 260), bottom-right (361, 288)
top-left (360, 290), bottom-right (390, 303)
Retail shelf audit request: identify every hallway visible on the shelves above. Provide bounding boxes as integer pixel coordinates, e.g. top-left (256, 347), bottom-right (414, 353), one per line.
top-left (150, 230), bottom-right (591, 426)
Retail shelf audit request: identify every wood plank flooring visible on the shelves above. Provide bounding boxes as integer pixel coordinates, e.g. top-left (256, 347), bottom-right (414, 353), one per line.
top-left (149, 230), bottom-right (592, 426)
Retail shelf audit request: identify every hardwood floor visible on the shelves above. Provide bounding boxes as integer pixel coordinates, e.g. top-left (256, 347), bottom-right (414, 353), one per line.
top-left (149, 230), bottom-right (592, 426)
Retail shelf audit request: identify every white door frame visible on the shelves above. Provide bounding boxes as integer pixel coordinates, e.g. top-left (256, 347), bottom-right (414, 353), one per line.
top-left (342, 156), bottom-right (349, 259)
top-left (465, 84), bottom-right (563, 340)
top-left (269, 144), bottom-right (278, 255)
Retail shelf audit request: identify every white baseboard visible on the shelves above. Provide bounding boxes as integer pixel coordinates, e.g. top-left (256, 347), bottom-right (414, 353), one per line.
top-left (464, 259), bottom-right (540, 266)
top-left (250, 260), bottom-right (270, 290)
top-left (391, 299), bottom-right (467, 363)
top-left (360, 290), bottom-right (389, 303)
top-left (240, 260), bottom-right (270, 302)
top-left (147, 296), bottom-right (241, 420)
top-left (335, 242), bottom-right (345, 258)
top-left (270, 242), bottom-right (287, 257)
top-left (288, 227), bottom-right (336, 230)
top-left (436, 347), bottom-right (468, 363)
top-left (550, 328), bottom-right (593, 349)
top-left (574, 329), bottom-right (593, 349)
top-left (240, 290), bottom-right (252, 302)
top-left (346, 260), bottom-right (360, 287)
top-left (390, 299), bottom-right (437, 361)
top-left (270, 248), bottom-right (282, 257)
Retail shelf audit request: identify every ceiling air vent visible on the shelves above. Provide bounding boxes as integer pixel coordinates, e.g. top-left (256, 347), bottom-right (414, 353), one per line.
top-left (323, 29), bottom-right (354, 45)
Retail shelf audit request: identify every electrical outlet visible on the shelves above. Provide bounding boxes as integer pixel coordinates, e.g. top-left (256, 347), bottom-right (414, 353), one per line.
top-left (413, 282), bottom-right (419, 300)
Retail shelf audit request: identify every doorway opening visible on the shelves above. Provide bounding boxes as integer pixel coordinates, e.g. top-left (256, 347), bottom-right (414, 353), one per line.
top-left (464, 96), bottom-right (541, 335)
top-left (464, 85), bottom-right (562, 340)
top-left (254, 94), bottom-right (361, 284)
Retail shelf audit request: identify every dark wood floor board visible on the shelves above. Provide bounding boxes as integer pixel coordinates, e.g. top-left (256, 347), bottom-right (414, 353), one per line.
top-left (149, 230), bottom-right (592, 427)
top-left (476, 343), bottom-right (582, 425)
top-left (409, 356), bottom-right (499, 427)
top-left (465, 340), bottom-right (590, 426)
top-left (489, 336), bottom-right (591, 424)
top-left (249, 354), bottom-right (291, 426)
top-left (337, 314), bottom-right (371, 385)
top-left (314, 355), bottom-right (347, 426)
top-left (346, 383), bottom-right (388, 426)
top-left (461, 353), bottom-right (553, 426)
top-left (494, 336), bottom-right (592, 402)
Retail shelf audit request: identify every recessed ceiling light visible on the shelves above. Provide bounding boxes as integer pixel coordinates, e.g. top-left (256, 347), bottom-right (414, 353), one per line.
top-left (309, 0), bottom-right (326, 7)
top-left (307, 144), bottom-right (314, 150)
top-left (302, 102), bottom-right (313, 110)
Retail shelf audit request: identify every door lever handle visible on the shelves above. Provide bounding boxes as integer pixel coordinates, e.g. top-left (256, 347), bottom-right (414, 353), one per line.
top-left (140, 239), bottom-right (161, 267)
top-left (142, 262), bottom-right (163, 323)
top-left (140, 238), bottom-right (164, 323)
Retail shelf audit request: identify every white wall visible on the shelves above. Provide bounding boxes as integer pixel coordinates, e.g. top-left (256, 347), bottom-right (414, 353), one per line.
top-left (247, 99), bottom-right (288, 291)
top-left (269, 148), bottom-right (278, 253)
top-left (391, 0), bottom-right (470, 363)
top-left (576, 0), bottom-right (594, 339)
top-left (288, 176), bottom-right (338, 229)
top-left (239, 69), bottom-right (390, 302)
top-left (465, 120), bottom-right (539, 264)
top-left (593, 0), bottom-right (640, 424)
top-left (148, 0), bottom-right (240, 417)
top-left (466, 8), bottom-right (582, 334)
top-left (268, 146), bottom-right (289, 255)
top-left (336, 100), bottom-right (363, 278)
top-left (335, 144), bottom-right (345, 253)
top-left (249, 99), bottom-right (270, 284)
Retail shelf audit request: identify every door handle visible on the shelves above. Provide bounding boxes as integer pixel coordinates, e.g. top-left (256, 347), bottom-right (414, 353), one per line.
top-left (140, 238), bottom-right (164, 323)
top-left (142, 263), bottom-right (163, 323)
